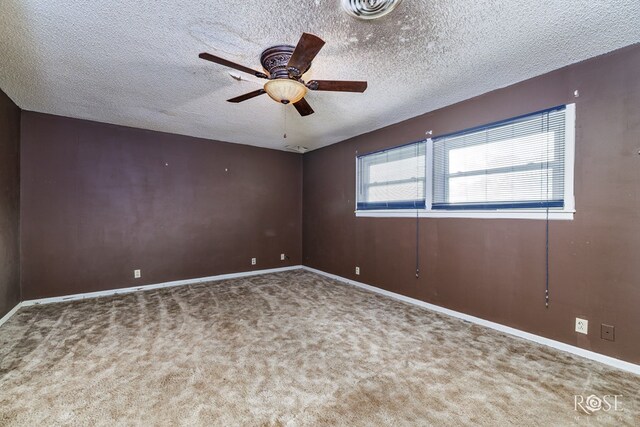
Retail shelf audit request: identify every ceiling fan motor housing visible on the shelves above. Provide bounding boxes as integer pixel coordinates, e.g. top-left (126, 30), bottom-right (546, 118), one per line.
top-left (260, 45), bottom-right (309, 79)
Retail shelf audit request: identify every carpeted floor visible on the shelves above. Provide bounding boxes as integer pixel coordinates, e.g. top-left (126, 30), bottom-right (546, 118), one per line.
top-left (0, 270), bottom-right (637, 426)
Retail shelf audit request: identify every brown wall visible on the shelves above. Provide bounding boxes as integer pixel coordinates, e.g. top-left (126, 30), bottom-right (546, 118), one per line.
top-left (20, 112), bottom-right (302, 299)
top-left (0, 89), bottom-right (21, 318)
top-left (303, 44), bottom-right (640, 364)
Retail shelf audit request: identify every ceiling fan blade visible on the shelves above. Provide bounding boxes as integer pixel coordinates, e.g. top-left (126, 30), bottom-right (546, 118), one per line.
top-left (227, 89), bottom-right (266, 103)
top-left (308, 80), bottom-right (368, 92)
top-left (287, 33), bottom-right (325, 76)
top-left (199, 53), bottom-right (268, 79)
top-left (293, 98), bottom-right (314, 116)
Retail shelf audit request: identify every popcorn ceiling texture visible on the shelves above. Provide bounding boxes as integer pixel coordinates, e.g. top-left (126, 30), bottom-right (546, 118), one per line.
top-left (0, 271), bottom-right (638, 425)
top-left (1, 0), bottom-right (639, 151)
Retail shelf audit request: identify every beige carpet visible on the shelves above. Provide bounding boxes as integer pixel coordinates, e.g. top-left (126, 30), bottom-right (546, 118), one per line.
top-left (0, 270), bottom-right (637, 426)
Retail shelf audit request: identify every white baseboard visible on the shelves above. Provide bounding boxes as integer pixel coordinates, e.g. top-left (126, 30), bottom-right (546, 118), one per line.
top-left (302, 266), bottom-right (640, 376)
top-left (20, 265), bottom-right (303, 307)
top-left (0, 302), bottom-right (23, 328)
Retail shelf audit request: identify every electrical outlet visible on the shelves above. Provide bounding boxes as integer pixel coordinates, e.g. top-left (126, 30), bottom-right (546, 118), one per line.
top-left (575, 318), bottom-right (588, 335)
top-left (355, 266), bottom-right (360, 275)
top-left (280, 253), bottom-right (285, 261)
top-left (601, 324), bottom-right (615, 341)
top-left (134, 269), bottom-right (141, 279)
top-left (251, 258), bottom-right (256, 265)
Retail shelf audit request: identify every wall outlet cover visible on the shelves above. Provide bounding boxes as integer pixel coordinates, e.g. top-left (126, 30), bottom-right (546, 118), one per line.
top-left (251, 258), bottom-right (256, 265)
top-left (355, 266), bottom-right (360, 275)
top-left (134, 269), bottom-right (141, 279)
top-left (280, 254), bottom-right (285, 261)
top-left (575, 318), bottom-right (588, 334)
top-left (601, 324), bottom-right (615, 341)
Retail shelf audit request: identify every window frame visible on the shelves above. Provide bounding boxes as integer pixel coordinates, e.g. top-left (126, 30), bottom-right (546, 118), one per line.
top-left (355, 140), bottom-right (427, 210)
top-left (355, 104), bottom-right (576, 220)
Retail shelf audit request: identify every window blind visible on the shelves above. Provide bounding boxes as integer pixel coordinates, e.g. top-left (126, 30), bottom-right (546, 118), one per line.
top-left (357, 141), bottom-right (426, 210)
top-left (432, 106), bottom-right (566, 210)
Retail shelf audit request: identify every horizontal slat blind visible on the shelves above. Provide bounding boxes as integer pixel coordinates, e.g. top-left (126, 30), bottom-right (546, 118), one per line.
top-left (432, 106), bottom-right (566, 210)
top-left (357, 141), bottom-right (426, 210)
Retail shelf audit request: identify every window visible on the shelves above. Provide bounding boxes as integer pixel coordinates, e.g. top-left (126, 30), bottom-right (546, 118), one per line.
top-left (432, 106), bottom-right (567, 210)
top-left (356, 141), bottom-right (426, 210)
top-left (356, 104), bottom-right (575, 220)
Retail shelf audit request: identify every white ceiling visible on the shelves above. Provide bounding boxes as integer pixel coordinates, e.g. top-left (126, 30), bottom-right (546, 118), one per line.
top-left (1, 1), bottom-right (639, 152)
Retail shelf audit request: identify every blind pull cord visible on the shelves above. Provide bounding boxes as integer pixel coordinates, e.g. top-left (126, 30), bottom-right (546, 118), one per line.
top-left (545, 113), bottom-right (550, 308)
top-left (416, 142), bottom-right (420, 278)
top-left (416, 139), bottom-right (429, 279)
top-left (416, 207), bottom-right (420, 279)
top-left (545, 207), bottom-right (550, 308)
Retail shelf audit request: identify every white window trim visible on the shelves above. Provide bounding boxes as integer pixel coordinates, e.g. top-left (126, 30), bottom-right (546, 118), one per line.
top-left (355, 104), bottom-right (576, 221)
top-left (355, 209), bottom-right (575, 220)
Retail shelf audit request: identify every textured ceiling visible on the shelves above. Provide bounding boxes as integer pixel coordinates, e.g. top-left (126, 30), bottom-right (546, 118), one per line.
top-left (1, 1), bottom-right (639, 151)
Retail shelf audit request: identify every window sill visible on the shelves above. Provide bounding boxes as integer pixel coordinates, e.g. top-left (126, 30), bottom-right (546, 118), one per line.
top-left (355, 209), bottom-right (575, 220)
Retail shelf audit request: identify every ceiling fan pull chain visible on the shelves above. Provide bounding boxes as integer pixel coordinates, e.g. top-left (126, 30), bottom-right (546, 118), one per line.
top-left (283, 105), bottom-right (287, 139)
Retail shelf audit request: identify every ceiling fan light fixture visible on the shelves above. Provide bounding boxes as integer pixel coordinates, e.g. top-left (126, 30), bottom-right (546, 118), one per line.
top-left (264, 79), bottom-right (307, 104)
top-left (341, 0), bottom-right (403, 20)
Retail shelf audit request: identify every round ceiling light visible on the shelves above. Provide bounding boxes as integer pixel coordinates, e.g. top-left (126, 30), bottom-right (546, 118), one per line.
top-left (264, 79), bottom-right (308, 104)
top-left (341, 0), bottom-right (403, 20)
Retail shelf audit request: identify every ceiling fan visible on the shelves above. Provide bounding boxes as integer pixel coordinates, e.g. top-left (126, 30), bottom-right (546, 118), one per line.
top-left (199, 33), bottom-right (367, 117)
